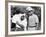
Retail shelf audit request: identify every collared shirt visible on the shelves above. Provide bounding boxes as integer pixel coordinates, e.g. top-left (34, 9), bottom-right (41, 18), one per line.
top-left (29, 14), bottom-right (39, 26)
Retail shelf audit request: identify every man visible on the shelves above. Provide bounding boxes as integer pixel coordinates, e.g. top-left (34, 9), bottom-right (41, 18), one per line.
top-left (12, 12), bottom-right (27, 31)
top-left (26, 7), bottom-right (39, 31)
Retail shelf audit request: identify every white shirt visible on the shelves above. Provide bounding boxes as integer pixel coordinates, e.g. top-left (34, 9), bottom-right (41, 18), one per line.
top-left (29, 14), bottom-right (39, 26)
top-left (12, 14), bottom-right (27, 30)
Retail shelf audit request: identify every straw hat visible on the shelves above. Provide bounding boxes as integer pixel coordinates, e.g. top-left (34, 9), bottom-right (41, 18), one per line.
top-left (26, 7), bottom-right (34, 11)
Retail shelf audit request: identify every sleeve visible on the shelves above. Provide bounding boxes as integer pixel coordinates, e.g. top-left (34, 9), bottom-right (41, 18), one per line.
top-left (35, 15), bottom-right (39, 23)
top-left (12, 15), bottom-right (17, 23)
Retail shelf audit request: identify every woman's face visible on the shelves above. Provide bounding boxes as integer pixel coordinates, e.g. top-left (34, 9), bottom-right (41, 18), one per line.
top-left (21, 15), bottom-right (25, 21)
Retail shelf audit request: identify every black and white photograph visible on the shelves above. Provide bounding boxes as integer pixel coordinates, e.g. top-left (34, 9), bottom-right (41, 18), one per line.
top-left (8, 2), bottom-right (45, 35)
top-left (11, 6), bottom-right (41, 31)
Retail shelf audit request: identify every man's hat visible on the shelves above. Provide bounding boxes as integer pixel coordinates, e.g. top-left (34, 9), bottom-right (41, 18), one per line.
top-left (26, 7), bottom-right (34, 11)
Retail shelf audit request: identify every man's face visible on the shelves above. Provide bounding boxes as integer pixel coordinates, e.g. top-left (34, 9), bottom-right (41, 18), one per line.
top-left (28, 10), bottom-right (34, 15)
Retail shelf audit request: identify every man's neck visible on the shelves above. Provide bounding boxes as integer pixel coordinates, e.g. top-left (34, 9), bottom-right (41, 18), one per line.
top-left (29, 14), bottom-right (33, 16)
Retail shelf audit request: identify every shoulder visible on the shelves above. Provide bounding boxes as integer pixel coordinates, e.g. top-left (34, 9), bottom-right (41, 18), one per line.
top-left (13, 14), bottom-right (18, 17)
top-left (12, 14), bottom-right (19, 20)
top-left (33, 14), bottom-right (38, 17)
top-left (33, 14), bottom-right (38, 19)
top-left (33, 14), bottom-right (37, 16)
